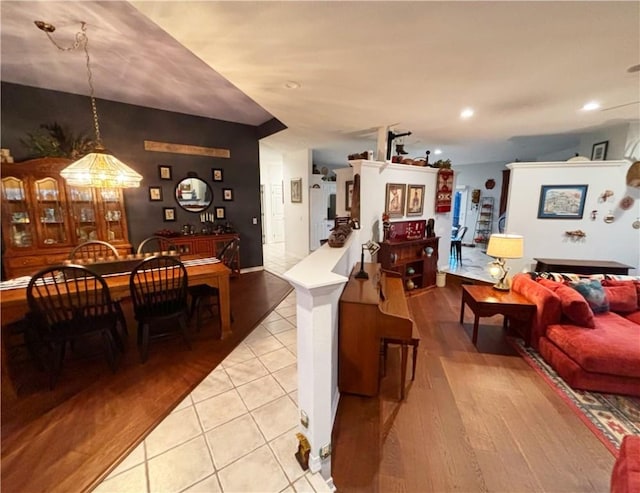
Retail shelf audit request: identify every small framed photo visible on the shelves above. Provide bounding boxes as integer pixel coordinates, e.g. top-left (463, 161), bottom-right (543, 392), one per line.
top-left (537, 185), bottom-right (588, 219)
top-left (591, 141), bottom-right (608, 161)
top-left (385, 183), bottom-right (406, 217)
top-left (212, 168), bottom-right (223, 182)
top-left (222, 188), bottom-right (234, 201)
top-left (215, 206), bottom-right (226, 219)
top-left (345, 180), bottom-right (354, 211)
top-left (406, 184), bottom-right (425, 216)
top-left (159, 165), bottom-right (172, 180)
top-left (163, 207), bottom-right (176, 222)
top-left (291, 178), bottom-right (302, 203)
top-left (149, 186), bottom-right (163, 202)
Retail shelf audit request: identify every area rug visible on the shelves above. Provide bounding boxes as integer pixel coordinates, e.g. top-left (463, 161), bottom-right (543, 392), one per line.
top-left (509, 337), bottom-right (640, 456)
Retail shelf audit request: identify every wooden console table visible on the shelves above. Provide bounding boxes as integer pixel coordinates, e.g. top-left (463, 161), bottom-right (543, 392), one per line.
top-left (534, 258), bottom-right (633, 275)
top-left (459, 284), bottom-right (536, 347)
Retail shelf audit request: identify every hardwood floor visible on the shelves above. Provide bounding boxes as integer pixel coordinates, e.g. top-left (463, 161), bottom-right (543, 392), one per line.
top-left (331, 275), bottom-right (615, 492)
top-left (1, 270), bottom-right (293, 493)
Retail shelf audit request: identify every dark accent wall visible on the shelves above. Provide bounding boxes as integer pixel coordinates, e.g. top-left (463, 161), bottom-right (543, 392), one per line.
top-left (1, 82), bottom-right (264, 268)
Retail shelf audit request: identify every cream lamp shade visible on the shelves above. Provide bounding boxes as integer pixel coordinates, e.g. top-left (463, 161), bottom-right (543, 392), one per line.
top-left (486, 234), bottom-right (524, 259)
top-left (486, 234), bottom-right (524, 290)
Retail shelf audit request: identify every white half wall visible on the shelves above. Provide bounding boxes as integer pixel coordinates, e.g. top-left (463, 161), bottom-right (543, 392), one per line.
top-left (505, 160), bottom-right (640, 275)
top-left (284, 149), bottom-right (312, 258)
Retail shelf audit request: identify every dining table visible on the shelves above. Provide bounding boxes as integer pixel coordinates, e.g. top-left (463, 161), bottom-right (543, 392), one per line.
top-left (0, 256), bottom-right (231, 400)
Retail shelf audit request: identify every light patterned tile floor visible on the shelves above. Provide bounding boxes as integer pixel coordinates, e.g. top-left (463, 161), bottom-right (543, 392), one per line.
top-left (95, 247), bottom-right (332, 493)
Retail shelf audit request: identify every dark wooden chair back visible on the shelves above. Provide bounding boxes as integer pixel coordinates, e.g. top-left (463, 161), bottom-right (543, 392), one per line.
top-left (129, 255), bottom-right (190, 362)
top-left (69, 240), bottom-right (119, 262)
top-left (136, 236), bottom-right (178, 255)
top-left (219, 238), bottom-right (240, 271)
top-left (26, 265), bottom-right (121, 387)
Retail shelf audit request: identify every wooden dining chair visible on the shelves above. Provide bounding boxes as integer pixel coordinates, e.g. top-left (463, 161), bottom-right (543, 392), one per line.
top-left (129, 255), bottom-right (191, 363)
top-left (69, 240), bottom-right (128, 340)
top-left (26, 265), bottom-right (123, 389)
top-left (69, 240), bottom-right (120, 262)
top-left (188, 238), bottom-right (239, 330)
top-left (136, 235), bottom-right (178, 255)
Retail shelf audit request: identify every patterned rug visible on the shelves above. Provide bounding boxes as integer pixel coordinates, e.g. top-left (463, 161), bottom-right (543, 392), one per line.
top-left (509, 338), bottom-right (640, 456)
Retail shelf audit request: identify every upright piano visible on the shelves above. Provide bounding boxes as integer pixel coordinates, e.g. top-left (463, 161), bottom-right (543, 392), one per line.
top-left (338, 262), bottom-right (419, 397)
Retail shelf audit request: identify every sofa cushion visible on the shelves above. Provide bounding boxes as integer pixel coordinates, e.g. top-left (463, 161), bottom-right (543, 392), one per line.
top-left (569, 279), bottom-right (610, 314)
top-left (546, 312), bottom-right (640, 378)
top-left (625, 310), bottom-right (640, 325)
top-left (602, 284), bottom-right (638, 313)
top-left (611, 435), bottom-right (640, 493)
top-left (538, 278), bottom-right (595, 328)
top-left (603, 279), bottom-right (640, 310)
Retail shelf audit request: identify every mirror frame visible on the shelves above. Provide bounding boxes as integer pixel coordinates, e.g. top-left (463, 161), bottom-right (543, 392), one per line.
top-left (174, 176), bottom-right (213, 213)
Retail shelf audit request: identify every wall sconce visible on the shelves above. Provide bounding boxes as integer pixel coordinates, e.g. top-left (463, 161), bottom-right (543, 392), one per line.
top-left (355, 240), bottom-right (381, 280)
top-left (35, 20), bottom-right (142, 189)
top-left (486, 234), bottom-right (524, 291)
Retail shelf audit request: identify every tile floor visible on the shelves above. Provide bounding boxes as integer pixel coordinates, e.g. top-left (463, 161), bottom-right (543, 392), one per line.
top-left (96, 244), bottom-right (329, 493)
top-left (96, 242), bottom-right (488, 493)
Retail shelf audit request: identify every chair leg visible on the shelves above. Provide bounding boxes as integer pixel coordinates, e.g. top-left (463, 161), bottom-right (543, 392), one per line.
top-left (400, 344), bottom-right (408, 400)
top-left (139, 324), bottom-right (150, 363)
top-left (179, 315), bottom-right (192, 350)
top-left (382, 340), bottom-right (388, 377)
top-left (411, 341), bottom-right (418, 381)
top-left (102, 331), bottom-right (118, 372)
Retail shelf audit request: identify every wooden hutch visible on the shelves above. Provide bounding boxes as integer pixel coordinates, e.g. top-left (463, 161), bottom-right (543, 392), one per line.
top-left (1, 157), bottom-right (132, 278)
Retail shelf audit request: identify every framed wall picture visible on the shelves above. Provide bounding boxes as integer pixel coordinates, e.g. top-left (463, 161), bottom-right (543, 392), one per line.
top-left (291, 178), bottom-right (302, 203)
top-left (385, 183), bottom-right (406, 217)
top-left (406, 184), bottom-right (425, 216)
top-left (345, 180), bottom-right (354, 211)
top-left (163, 207), bottom-right (176, 222)
top-left (215, 206), bottom-right (226, 219)
top-left (212, 168), bottom-right (223, 182)
top-left (222, 188), bottom-right (233, 201)
top-left (149, 186), bottom-right (163, 201)
top-left (591, 141), bottom-right (608, 161)
top-left (158, 165), bottom-right (172, 180)
top-left (435, 168), bottom-right (454, 213)
top-left (538, 185), bottom-right (588, 219)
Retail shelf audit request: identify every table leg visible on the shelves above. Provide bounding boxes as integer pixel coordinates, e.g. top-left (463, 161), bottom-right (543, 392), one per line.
top-left (472, 315), bottom-right (480, 345)
top-left (400, 344), bottom-right (408, 400)
top-left (459, 297), bottom-right (466, 324)
top-left (217, 274), bottom-right (232, 339)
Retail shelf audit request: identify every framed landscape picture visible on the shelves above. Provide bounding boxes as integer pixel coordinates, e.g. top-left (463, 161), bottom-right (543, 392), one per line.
top-left (537, 185), bottom-right (588, 219)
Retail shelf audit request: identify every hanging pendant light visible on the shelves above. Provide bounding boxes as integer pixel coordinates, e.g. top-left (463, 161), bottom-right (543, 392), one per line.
top-left (35, 21), bottom-right (142, 188)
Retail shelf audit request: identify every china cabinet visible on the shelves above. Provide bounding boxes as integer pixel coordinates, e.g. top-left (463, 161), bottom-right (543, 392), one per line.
top-left (1, 157), bottom-right (131, 278)
top-left (379, 236), bottom-right (440, 294)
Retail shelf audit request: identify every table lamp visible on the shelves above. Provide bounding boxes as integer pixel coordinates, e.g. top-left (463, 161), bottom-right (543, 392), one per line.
top-left (355, 240), bottom-right (381, 279)
top-left (486, 234), bottom-right (523, 291)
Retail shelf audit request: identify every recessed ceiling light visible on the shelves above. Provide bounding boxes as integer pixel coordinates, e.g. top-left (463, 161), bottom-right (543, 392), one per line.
top-left (581, 101), bottom-right (600, 111)
top-left (460, 108), bottom-right (474, 119)
top-left (284, 80), bottom-right (301, 89)
top-left (434, 149), bottom-right (443, 155)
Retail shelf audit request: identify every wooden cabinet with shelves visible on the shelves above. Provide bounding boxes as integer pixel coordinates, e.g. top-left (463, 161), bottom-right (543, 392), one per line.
top-left (473, 197), bottom-right (494, 251)
top-left (1, 157), bottom-right (131, 279)
top-left (378, 236), bottom-right (439, 294)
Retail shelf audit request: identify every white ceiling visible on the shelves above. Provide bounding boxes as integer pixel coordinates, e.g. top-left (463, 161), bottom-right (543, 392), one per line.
top-left (2, 1), bottom-right (639, 166)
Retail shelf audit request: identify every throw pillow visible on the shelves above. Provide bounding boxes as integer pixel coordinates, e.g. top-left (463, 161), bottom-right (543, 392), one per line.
top-left (569, 279), bottom-right (610, 314)
top-left (603, 279), bottom-right (640, 309)
top-left (538, 278), bottom-right (595, 328)
top-left (603, 283), bottom-right (638, 313)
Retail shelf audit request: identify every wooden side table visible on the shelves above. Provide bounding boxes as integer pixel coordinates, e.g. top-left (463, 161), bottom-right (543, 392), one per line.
top-left (459, 284), bottom-right (536, 346)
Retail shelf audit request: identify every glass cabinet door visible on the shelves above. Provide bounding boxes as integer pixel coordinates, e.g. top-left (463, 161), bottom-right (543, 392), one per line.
top-left (34, 177), bottom-right (68, 246)
top-left (68, 187), bottom-right (98, 243)
top-left (100, 188), bottom-right (126, 242)
top-left (2, 176), bottom-right (35, 249)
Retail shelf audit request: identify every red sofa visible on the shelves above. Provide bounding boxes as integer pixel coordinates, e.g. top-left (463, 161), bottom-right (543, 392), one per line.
top-left (611, 435), bottom-right (640, 493)
top-left (512, 273), bottom-right (640, 397)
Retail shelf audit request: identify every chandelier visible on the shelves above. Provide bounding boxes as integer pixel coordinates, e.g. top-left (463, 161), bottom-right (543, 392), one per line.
top-left (35, 20), bottom-right (142, 188)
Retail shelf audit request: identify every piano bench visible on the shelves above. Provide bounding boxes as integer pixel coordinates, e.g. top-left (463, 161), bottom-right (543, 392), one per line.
top-left (382, 329), bottom-right (420, 400)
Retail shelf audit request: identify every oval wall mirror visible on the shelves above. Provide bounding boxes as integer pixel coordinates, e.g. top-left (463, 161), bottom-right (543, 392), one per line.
top-left (175, 176), bottom-right (213, 213)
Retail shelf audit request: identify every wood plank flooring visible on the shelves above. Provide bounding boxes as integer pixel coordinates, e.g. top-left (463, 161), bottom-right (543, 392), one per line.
top-left (331, 275), bottom-right (614, 492)
top-left (1, 270), bottom-right (293, 493)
